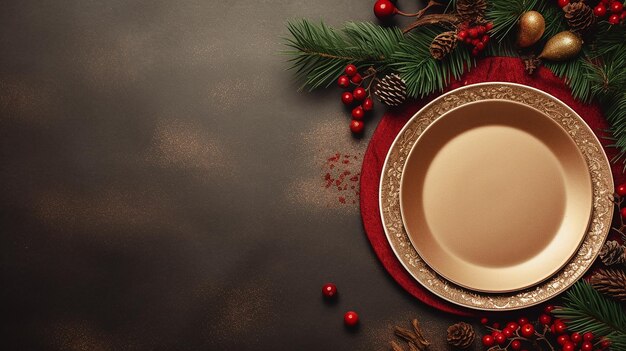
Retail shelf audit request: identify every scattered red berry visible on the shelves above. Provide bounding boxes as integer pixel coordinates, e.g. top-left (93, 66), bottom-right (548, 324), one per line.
top-left (520, 324), bottom-right (535, 338)
top-left (344, 311), bottom-right (359, 326)
top-left (518, 317), bottom-right (529, 326)
top-left (558, 335), bottom-right (570, 345)
top-left (476, 42), bottom-right (485, 50)
top-left (506, 322), bottom-right (519, 330)
top-left (322, 283), bottom-right (337, 298)
top-left (600, 338), bottom-right (611, 349)
top-left (373, 0), bottom-right (396, 20)
top-left (481, 35), bottom-right (490, 44)
top-left (338, 75), bottom-right (350, 88)
top-left (485, 22), bottom-right (494, 31)
top-left (544, 305), bottom-right (556, 313)
top-left (581, 341), bottom-right (594, 351)
top-left (511, 340), bottom-right (522, 350)
top-left (571, 332), bottom-right (583, 344)
top-left (350, 119), bottom-right (364, 134)
top-left (610, 1), bottom-right (624, 13)
top-left (558, 0), bottom-right (570, 7)
top-left (341, 92), bottom-right (354, 105)
top-left (469, 27), bottom-right (479, 38)
top-left (617, 183), bottom-right (626, 196)
top-left (583, 332), bottom-right (594, 342)
top-left (609, 13), bottom-right (621, 24)
top-left (353, 87), bottom-right (366, 101)
top-left (494, 332), bottom-right (507, 345)
top-left (345, 64), bottom-right (358, 77)
top-left (539, 314), bottom-right (551, 325)
top-left (594, 3), bottom-right (608, 16)
top-left (503, 328), bottom-right (514, 338)
top-left (362, 98), bottom-right (373, 111)
top-left (458, 30), bottom-right (468, 40)
top-left (351, 106), bottom-right (364, 120)
top-left (492, 322), bottom-right (501, 329)
top-left (480, 317), bottom-right (489, 325)
top-left (620, 206), bottom-right (626, 218)
top-left (554, 322), bottom-right (567, 334)
top-left (482, 334), bottom-right (495, 347)
top-left (563, 341), bottom-right (576, 351)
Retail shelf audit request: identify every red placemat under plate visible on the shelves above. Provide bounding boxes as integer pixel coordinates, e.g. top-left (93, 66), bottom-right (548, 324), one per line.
top-left (359, 56), bottom-right (625, 316)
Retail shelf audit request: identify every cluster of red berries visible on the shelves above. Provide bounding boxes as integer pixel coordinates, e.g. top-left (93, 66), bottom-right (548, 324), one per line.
top-left (338, 64), bottom-right (375, 134)
top-left (457, 22), bottom-right (493, 56)
top-left (480, 305), bottom-right (612, 351)
top-left (592, 0), bottom-right (625, 25)
top-left (322, 283), bottom-right (360, 327)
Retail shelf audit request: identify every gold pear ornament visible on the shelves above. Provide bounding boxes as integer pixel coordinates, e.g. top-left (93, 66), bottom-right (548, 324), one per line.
top-left (538, 31), bottom-right (583, 61)
top-left (517, 11), bottom-right (545, 48)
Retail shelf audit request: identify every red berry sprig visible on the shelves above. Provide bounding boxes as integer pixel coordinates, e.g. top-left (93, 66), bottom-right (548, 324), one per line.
top-left (457, 22), bottom-right (493, 57)
top-left (479, 306), bottom-right (612, 351)
top-left (337, 64), bottom-right (378, 134)
top-left (593, 0), bottom-right (626, 25)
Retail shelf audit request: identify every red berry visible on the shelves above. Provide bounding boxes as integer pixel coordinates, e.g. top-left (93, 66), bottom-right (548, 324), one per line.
top-left (480, 317), bottom-right (489, 325)
top-left (506, 322), bottom-right (519, 331)
top-left (350, 120), bottom-right (364, 134)
top-left (503, 328), bottom-right (514, 338)
top-left (353, 87), bottom-right (366, 101)
top-left (558, 0), bottom-right (570, 7)
top-left (362, 98), bottom-right (373, 111)
top-left (594, 4), bottom-right (608, 16)
top-left (481, 35), bottom-right (490, 44)
top-left (520, 324), bottom-right (535, 338)
top-left (492, 322), bottom-right (501, 329)
top-left (558, 335), bottom-right (570, 345)
top-left (374, 0), bottom-right (396, 20)
top-left (609, 13), bottom-right (621, 24)
top-left (344, 311), bottom-right (359, 326)
top-left (600, 338), bottom-right (611, 349)
top-left (478, 26), bottom-right (486, 35)
top-left (351, 73), bottom-right (362, 84)
top-left (476, 42), bottom-right (485, 50)
top-left (550, 324), bottom-right (556, 334)
top-left (622, 11), bottom-right (626, 20)
top-left (539, 314), bottom-right (552, 325)
top-left (472, 48), bottom-right (480, 56)
top-left (511, 340), bottom-right (522, 350)
top-left (620, 206), bottom-right (626, 218)
top-left (563, 342), bottom-right (576, 351)
top-left (338, 75), bottom-right (350, 88)
top-left (571, 332), bottom-right (583, 344)
top-left (341, 92), bottom-right (354, 105)
top-left (582, 341), bottom-right (594, 351)
top-left (458, 30), bottom-right (468, 39)
top-left (345, 64), bottom-right (358, 77)
top-left (322, 283), bottom-right (337, 298)
top-left (468, 28), bottom-right (479, 38)
top-left (555, 322), bottom-right (567, 334)
top-left (485, 22), bottom-right (494, 30)
top-left (352, 106), bottom-right (364, 120)
top-left (617, 183), bottom-right (626, 196)
top-left (583, 332), bottom-right (594, 342)
top-left (464, 37), bottom-right (473, 44)
top-left (610, 1), bottom-right (624, 13)
top-left (518, 317), bottom-right (529, 326)
top-left (544, 305), bottom-right (556, 313)
top-left (603, 0), bottom-right (611, 4)
top-left (494, 332), bottom-right (507, 345)
top-left (482, 335), bottom-right (495, 347)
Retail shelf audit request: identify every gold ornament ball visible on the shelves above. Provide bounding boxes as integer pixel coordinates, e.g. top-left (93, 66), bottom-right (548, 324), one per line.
top-left (539, 31), bottom-right (583, 61)
top-left (517, 11), bottom-right (545, 48)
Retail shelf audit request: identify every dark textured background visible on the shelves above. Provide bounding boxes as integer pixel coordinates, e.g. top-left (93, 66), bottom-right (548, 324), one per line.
top-left (0, 1), bottom-right (482, 349)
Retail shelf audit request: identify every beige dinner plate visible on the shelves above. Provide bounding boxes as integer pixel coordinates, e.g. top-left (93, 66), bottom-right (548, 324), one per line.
top-left (399, 100), bottom-right (592, 293)
top-left (380, 82), bottom-right (613, 310)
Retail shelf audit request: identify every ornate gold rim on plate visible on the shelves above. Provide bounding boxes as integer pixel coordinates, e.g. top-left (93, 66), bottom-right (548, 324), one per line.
top-left (379, 82), bottom-right (613, 311)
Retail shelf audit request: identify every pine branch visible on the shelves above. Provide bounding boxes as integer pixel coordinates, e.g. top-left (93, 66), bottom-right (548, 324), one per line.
top-left (553, 282), bottom-right (626, 350)
top-left (283, 20), bottom-right (404, 90)
top-left (486, 0), bottom-right (539, 42)
top-left (391, 27), bottom-right (474, 98)
top-left (543, 50), bottom-right (596, 103)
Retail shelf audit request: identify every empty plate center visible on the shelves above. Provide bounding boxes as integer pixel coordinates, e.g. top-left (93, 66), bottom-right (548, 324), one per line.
top-left (423, 125), bottom-right (566, 267)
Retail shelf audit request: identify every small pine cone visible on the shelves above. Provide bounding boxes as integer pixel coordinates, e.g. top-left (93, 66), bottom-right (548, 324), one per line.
top-left (374, 74), bottom-right (407, 107)
top-left (447, 322), bottom-right (475, 349)
top-left (599, 240), bottom-right (626, 266)
top-left (590, 268), bottom-right (626, 301)
top-left (563, 2), bottom-right (595, 33)
top-left (430, 31), bottom-right (458, 60)
top-left (456, 0), bottom-right (487, 23)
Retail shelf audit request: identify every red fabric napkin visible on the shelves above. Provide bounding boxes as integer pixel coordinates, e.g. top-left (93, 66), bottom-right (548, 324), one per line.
top-left (359, 56), bottom-right (625, 316)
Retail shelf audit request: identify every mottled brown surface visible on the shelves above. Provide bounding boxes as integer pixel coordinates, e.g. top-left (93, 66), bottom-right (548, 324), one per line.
top-left (0, 1), bottom-right (481, 349)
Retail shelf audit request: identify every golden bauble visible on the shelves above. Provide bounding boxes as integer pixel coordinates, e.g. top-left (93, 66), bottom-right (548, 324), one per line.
top-left (517, 11), bottom-right (545, 48)
top-left (538, 31), bottom-right (583, 61)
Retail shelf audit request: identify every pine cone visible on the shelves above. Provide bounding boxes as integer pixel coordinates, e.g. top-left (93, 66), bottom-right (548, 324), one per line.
top-left (430, 31), bottom-right (458, 60)
top-left (374, 74), bottom-right (407, 107)
top-left (447, 322), bottom-right (475, 349)
top-left (590, 268), bottom-right (626, 301)
top-left (563, 1), bottom-right (595, 33)
top-left (599, 240), bottom-right (626, 266)
top-left (456, 0), bottom-right (487, 23)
